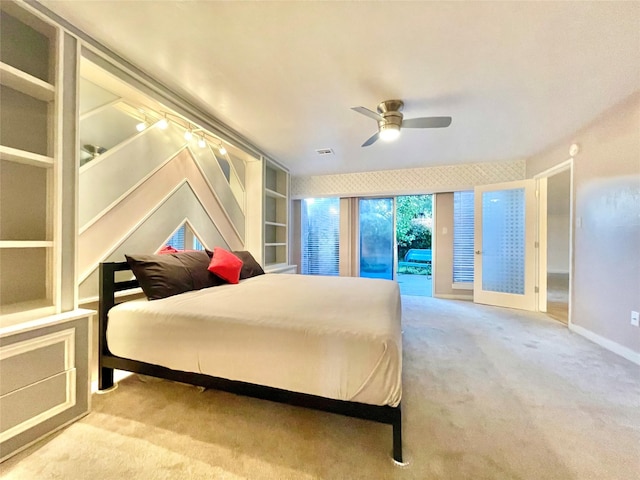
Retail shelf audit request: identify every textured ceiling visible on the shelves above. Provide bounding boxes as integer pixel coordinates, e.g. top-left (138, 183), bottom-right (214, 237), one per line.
top-left (40, 1), bottom-right (639, 176)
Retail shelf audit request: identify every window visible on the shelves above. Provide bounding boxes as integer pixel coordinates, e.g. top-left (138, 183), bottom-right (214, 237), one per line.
top-left (301, 198), bottom-right (340, 275)
top-left (453, 191), bottom-right (475, 285)
top-left (165, 224), bottom-right (205, 251)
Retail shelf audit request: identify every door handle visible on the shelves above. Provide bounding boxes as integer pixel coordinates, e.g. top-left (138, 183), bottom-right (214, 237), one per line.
top-left (475, 250), bottom-right (481, 255)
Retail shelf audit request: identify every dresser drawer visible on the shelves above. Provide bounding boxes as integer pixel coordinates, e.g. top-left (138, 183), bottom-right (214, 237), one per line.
top-left (0, 329), bottom-right (74, 396)
top-left (0, 370), bottom-right (76, 442)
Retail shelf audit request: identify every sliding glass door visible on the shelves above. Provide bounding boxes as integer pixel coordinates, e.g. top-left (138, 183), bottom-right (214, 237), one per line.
top-left (359, 198), bottom-right (394, 280)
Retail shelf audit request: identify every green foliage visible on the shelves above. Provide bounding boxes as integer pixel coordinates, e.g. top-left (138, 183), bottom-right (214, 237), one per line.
top-left (396, 195), bottom-right (432, 259)
top-left (397, 264), bottom-right (432, 276)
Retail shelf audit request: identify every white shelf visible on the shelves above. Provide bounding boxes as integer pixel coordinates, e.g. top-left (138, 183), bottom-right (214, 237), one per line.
top-left (265, 221), bottom-right (286, 227)
top-left (0, 61), bottom-right (55, 102)
top-left (0, 145), bottom-right (54, 167)
top-left (0, 241), bottom-right (53, 248)
top-left (0, 301), bottom-right (56, 328)
top-left (265, 242), bottom-right (287, 247)
top-left (265, 188), bottom-right (287, 199)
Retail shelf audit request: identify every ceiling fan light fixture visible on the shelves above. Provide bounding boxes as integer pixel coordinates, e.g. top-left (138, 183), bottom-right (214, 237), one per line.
top-left (379, 124), bottom-right (401, 142)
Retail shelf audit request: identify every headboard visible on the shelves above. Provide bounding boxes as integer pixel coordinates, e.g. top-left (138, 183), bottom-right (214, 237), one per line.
top-left (98, 262), bottom-right (139, 358)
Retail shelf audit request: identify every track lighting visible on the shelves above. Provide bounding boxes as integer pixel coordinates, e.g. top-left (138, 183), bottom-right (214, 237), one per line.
top-left (135, 110), bottom-right (226, 155)
top-left (136, 118), bottom-right (148, 132)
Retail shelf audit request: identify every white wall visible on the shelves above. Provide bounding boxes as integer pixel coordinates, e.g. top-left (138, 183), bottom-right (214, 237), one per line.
top-left (527, 92), bottom-right (640, 359)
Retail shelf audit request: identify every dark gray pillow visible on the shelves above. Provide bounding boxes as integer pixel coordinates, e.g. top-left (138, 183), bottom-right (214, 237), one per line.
top-left (233, 250), bottom-right (265, 279)
top-left (126, 250), bottom-right (223, 300)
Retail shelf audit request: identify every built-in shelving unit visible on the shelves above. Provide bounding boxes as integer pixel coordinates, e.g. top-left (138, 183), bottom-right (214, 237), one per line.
top-left (263, 160), bottom-right (290, 270)
top-left (0, 2), bottom-right (57, 323)
top-left (0, 1), bottom-right (91, 462)
top-left (245, 156), bottom-right (294, 273)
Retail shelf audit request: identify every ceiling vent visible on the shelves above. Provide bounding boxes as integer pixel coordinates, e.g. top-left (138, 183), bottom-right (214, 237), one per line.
top-left (315, 148), bottom-right (334, 156)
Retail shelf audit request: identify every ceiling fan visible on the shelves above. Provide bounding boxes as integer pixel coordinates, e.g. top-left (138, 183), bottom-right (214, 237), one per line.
top-left (351, 99), bottom-right (452, 147)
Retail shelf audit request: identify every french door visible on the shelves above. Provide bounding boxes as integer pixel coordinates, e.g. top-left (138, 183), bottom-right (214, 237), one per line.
top-left (473, 179), bottom-right (537, 311)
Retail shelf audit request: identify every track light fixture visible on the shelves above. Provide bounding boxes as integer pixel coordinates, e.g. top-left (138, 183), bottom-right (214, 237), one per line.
top-left (135, 110), bottom-right (228, 156)
top-left (184, 126), bottom-right (193, 141)
top-left (136, 117), bottom-right (148, 132)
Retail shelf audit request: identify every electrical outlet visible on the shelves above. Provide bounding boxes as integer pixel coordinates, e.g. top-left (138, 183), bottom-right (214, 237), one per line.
top-left (631, 311), bottom-right (640, 327)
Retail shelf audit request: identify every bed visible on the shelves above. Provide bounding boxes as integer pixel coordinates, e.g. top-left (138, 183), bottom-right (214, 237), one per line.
top-left (98, 253), bottom-right (404, 462)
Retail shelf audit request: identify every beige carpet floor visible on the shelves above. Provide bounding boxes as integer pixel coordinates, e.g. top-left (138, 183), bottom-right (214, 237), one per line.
top-left (1, 296), bottom-right (638, 480)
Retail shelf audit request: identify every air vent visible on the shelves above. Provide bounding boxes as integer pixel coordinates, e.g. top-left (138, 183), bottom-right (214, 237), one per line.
top-left (315, 148), bottom-right (334, 156)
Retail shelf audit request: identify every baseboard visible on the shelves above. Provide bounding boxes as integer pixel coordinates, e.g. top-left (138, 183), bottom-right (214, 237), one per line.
top-left (434, 294), bottom-right (473, 301)
top-left (569, 323), bottom-right (640, 365)
top-left (547, 269), bottom-right (570, 275)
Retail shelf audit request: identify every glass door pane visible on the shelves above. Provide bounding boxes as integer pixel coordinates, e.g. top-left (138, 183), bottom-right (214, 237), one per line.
top-left (481, 188), bottom-right (526, 294)
top-left (359, 198), bottom-right (394, 280)
top-left (474, 179), bottom-right (537, 311)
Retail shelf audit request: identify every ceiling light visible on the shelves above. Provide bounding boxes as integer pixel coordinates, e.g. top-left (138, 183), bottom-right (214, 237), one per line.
top-left (379, 124), bottom-right (400, 142)
top-left (136, 119), bottom-right (148, 132)
top-left (218, 144), bottom-right (227, 155)
top-left (184, 128), bottom-right (193, 141)
top-left (157, 116), bottom-right (169, 129)
top-left (198, 136), bottom-right (207, 148)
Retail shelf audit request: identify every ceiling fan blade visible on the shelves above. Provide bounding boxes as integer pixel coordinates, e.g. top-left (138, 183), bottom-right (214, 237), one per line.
top-left (402, 116), bottom-right (452, 128)
top-left (351, 106), bottom-right (383, 121)
top-left (362, 131), bottom-right (379, 147)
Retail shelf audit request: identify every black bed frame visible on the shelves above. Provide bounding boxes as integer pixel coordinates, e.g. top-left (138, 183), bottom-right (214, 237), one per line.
top-left (98, 262), bottom-right (403, 463)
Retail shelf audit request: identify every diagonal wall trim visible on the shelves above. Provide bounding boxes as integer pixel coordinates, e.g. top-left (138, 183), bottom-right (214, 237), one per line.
top-left (79, 123), bottom-right (189, 226)
top-left (78, 120), bottom-right (167, 176)
top-left (78, 150), bottom-right (244, 281)
top-left (186, 145), bottom-right (245, 237)
top-left (78, 97), bottom-right (122, 122)
top-left (78, 183), bottom-right (231, 300)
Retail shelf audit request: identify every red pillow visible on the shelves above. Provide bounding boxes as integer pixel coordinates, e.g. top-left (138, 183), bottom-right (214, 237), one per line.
top-left (158, 245), bottom-right (180, 254)
top-left (207, 247), bottom-right (243, 284)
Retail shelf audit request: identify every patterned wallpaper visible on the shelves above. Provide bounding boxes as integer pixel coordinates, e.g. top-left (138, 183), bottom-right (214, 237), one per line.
top-left (291, 159), bottom-right (526, 198)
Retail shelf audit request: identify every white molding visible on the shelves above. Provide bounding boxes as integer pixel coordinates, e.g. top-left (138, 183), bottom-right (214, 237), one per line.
top-left (79, 143), bottom-right (185, 234)
top-left (78, 97), bottom-right (122, 121)
top-left (0, 308), bottom-right (94, 339)
top-left (0, 370), bottom-right (76, 444)
top-left (569, 323), bottom-right (640, 365)
top-left (78, 178), bottom-right (238, 282)
top-left (0, 328), bottom-right (75, 369)
top-left (186, 145), bottom-right (245, 243)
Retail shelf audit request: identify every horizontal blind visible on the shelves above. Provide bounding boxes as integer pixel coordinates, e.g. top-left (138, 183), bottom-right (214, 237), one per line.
top-left (453, 191), bottom-right (475, 283)
top-left (301, 198), bottom-right (340, 275)
top-left (167, 225), bottom-right (186, 251)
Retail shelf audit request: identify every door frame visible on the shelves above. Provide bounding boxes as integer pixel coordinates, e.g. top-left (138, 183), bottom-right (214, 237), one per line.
top-left (534, 158), bottom-right (574, 325)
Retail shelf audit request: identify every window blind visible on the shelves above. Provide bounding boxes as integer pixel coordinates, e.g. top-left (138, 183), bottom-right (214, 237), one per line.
top-left (167, 225), bottom-right (186, 251)
top-left (453, 191), bottom-right (475, 283)
top-left (301, 198), bottom-right (340, 276)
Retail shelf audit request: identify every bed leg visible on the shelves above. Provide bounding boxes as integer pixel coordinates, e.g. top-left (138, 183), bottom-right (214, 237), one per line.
top-left (99, 366), bottom-right (114, 391)
top-left (392, 412), bottom-right (403, 464)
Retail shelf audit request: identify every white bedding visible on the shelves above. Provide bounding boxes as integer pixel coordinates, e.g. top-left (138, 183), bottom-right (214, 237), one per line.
top-left (107, 274), bottom-right (402, 407)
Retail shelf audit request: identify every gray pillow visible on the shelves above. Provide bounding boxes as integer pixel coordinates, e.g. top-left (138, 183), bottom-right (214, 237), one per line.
top-left (233, 250), bottom-right (265, 279)
top-left (126, 250), bottom-right (223, 300)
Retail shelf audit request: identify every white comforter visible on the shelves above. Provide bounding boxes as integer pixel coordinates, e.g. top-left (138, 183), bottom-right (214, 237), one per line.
top-left (107, 274), bottom-right (402, 406)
